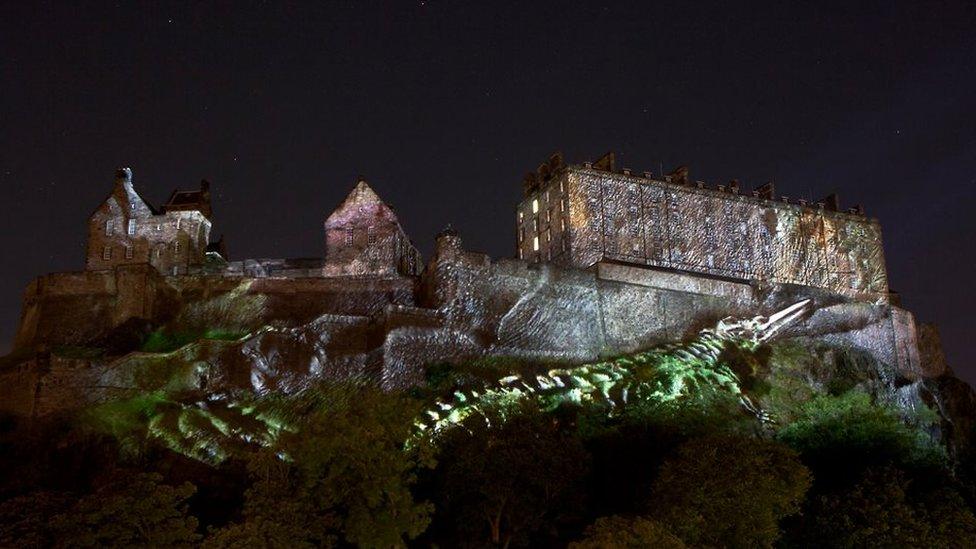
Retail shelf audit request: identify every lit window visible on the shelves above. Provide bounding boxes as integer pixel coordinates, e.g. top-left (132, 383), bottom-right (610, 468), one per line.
top-left (127, 219), bottom-right (136, 235)
top-left (560, 218), bottom-right (565, 232)
top-left (533, 236), bottom-right (539, 251)
top-left (518, 228), bottom-right (524, 242)
top-left (518, 211), bottom-right (523, 223)
top-left (560, 199), bottom-right (566, 212)
top-left (518, 248), bottom-right (523, 259)
top-left (124, 246), bottom-right (133, 259)
top-left (102, 246), bottom-right (111, 260)
top-left (545, 209), bottom-right (550, 223)
top-left (176, 218), bottom-right (181, 230)
top-left (532, 199), bottom-right (539, 213)
top-left (105, 220), bottom-right (113, 235)
top-left (560, 180), bottom-right (565, 193)
top-left (546, 228), bottom-right (551, 242)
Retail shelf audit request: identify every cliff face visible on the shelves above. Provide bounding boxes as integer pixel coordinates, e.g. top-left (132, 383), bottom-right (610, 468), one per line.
top-left (2, 238), bottom-right (972, 458)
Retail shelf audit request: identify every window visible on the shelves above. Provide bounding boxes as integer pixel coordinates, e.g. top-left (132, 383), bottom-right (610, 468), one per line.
top-left (518, 227), bottom-right (524, 243)
top-left (105, 220), bottom-right (113, 235)
top-left (102, 246), bottom-right (111, 260)
top-left (176, 218), bottom-right (182, 230)
top-left (127, 219), bottom-right (136, 235)
top-left (546, 228), bottom-right (551, 242)
top-left (518, 211), bottom-right (523, 223)
top-left (533, 236), bottom-right (539, 251)
top-left (345, 227), bottom-right (353, 246)
top-left (559, 180), bottom-right (565, 193)
top-left (560, 218), bottom-right (565, 232)
top-left (174, 241), bottom-right (180, 255)
top-left (367, 226), bottom-right (376, 245)
top-left (545, 209), bottom-right (550, 223)
top-left (124, 246), bottom-right (133, 259)
top-left (532, 199), bottom-right (539, 214)
top-left (560, 199), bottom-right (566, 213)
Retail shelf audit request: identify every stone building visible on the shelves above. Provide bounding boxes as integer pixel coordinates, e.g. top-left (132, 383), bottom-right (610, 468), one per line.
top-left (323, 178), bottom-right (422, 277)
top-left (516, 152), bottom-right (888, 301)
top-left (86, 168), bottom-right (213, 275)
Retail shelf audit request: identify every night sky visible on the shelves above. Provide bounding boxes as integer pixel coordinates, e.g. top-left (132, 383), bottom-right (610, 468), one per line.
top-left (2, 2), bottom-right (974, 382)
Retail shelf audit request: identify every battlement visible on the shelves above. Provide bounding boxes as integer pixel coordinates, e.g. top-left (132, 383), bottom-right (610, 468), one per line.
top-left (524, 151), bottom-right (868, 218)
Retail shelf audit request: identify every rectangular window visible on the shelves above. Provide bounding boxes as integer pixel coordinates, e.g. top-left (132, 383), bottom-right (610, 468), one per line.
top-left (176, 218), bottom-right (182, 230)
top-left (345, 227), bottom-right (353, 245)
top-left (560, 218), bottom-right (566, 232)
top-left (532, 199), bottom-right (539, 214)
top-left (518, 211), bottom-right (523, 223)
top-left (533, 236), bottom-right (539, 251)
top-left (124, 246), bottom-right (133, 260)
top-left (519, 227), bottom-right (524, 243)
top-left (104, 220), bottom-right (113, 235)
top-left (560, 180), bottom-right (565, 193)
top-left (367, 226), bottom-right (376, 245)
top-left (102, 246), bottom-right (111, 260)
top-left (560, 199), bottom-right (566, 213)
top-left (546, 228), bottom-right (551, 242)
top-left (545, 209), bottom-right (550, 223)
top-left (174, 241), bottom-right (180, 255)
top-left (127, 219), bottom-right (136, 235)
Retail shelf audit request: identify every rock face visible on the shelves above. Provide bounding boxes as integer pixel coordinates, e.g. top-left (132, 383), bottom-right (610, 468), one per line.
top-left (0, 231), bottom-right (928, 417)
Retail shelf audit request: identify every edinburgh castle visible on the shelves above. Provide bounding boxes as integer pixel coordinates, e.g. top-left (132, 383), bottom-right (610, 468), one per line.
top-left (3, 152), bottom-right (933, 418)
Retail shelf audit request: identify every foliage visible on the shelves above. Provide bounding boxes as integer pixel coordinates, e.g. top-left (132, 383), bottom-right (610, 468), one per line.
top-left (208, 385), bottom-right (433, 548)
top-left (800, 466), bottom-right (976, 547)
top-left (433, 401), bottom-right (589, 547)
top-left (569, 515), bottom-right (685, 548)
top-left (48, 473), bottom-right (199, 547)
top-left (649, 435), bottom-right (811, 548)
top-left (140, 328), bottom-right (245, 353)
top-left (0, 490), bottom-right (73, 547)
top-left (776, 391), bottom-right (945, 488)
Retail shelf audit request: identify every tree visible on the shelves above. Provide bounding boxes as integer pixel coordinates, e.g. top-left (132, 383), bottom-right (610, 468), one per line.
top-left (569, 515), bottom-right (685, 548)
top-left (206, 384), bottom-right (433, 548)
top-left (776, 391), bottom-right (944, 490)
top-left (803, 466), bottom-right (976, 547)
top-left (49, 472), bottom-right (199, 547)
top-left (436, 402), bottom-right (589, 547)
top-left (649, 435), bottom-right (811, 548)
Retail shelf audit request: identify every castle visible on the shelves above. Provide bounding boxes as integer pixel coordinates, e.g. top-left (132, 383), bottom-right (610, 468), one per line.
top-left (5, 152), bottom-right (931, 418)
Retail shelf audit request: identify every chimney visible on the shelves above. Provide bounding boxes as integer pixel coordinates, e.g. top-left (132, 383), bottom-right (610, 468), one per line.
top-left (670, 166), bottom-right (690, 185)
top-left (115, 167), bottom-right (133, 185)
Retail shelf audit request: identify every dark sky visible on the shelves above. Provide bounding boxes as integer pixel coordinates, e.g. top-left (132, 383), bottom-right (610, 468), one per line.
top-left (2, 2), bottom-right (974, 382)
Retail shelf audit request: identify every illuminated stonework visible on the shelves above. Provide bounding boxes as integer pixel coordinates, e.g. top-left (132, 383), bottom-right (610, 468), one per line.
top-left (516, 153), bottom-right (888, 300)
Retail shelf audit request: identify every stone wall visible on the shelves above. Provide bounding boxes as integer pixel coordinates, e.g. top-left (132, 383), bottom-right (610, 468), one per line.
top-left (516, 163), bottom-right (889, 301)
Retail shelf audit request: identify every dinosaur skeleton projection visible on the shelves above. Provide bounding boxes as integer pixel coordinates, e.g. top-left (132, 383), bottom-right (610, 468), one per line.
top-left (416, 300), bottom-right (812, 438)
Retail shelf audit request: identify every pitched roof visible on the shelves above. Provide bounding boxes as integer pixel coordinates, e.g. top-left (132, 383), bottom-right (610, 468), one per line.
top-left (324, 178), bottom-right (399, 227)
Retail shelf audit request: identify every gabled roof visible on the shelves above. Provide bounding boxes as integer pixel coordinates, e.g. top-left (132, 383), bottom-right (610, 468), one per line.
top-left (324, 178), bottom-right (400, 227)
top-left (90, 168), bottom-right (157, 219)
